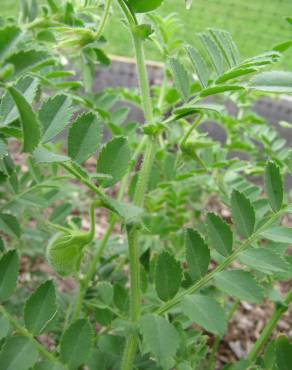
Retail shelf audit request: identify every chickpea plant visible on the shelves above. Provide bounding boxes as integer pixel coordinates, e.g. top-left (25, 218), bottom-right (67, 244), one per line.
top-left (0, 0), bottom-right (292, 369)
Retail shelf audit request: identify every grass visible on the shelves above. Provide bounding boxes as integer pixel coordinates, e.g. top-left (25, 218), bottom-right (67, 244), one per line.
top-left (1, 0), bottom-right (292, 68)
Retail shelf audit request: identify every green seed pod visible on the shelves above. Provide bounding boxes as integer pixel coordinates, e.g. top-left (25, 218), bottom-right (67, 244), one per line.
top-left (46, 231), bottom-right (90, 277)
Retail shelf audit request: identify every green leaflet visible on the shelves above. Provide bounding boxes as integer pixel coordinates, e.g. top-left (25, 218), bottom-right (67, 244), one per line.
top-left (68, 112), bottom-right (102, 164)
top-left (264, 161), bottom-right (283, 211)
top-left (96, 136), bottom-right (131, 187)
top-left (169, 57), bottom-right (190, 102)
top-left (5, 49), bottom-right (52, 76)
top-left (250, 71), bottom-right (292, 93)
top-left (0, 213), bottom-right (21, 238)
top-left (0, 336), bottom-right (38, 370)
top-left (231, 189), bottom-right (255, 238)
top-left (0, 76), bottom-right (38, 127)
top-left (275, 336), bottom-right (292, 370)
top-left (128, 0), bottom-right (163, 13)
top-left (239, 248), bottom-right (290, 275)
top-left (39, 94), bottom-right (74, 143)
top-left (260, 226), bottom-right (292, 243)
top-left (24, 280), bottom-right (57, 335)
top-left (185, 229), bottom-right (210, 281)
top-left (181, 294), bottom-right (227, 336)
top-left (0, 25), bottom-right (22, 62)
top-left (60, 319), bottom-right (93, 369)
top-left (0, 313), bottom-right (10, 340)
top-left (155, 251), bottom-right (182, 302)
top-left (33, 147), bottom-right (70, 164)
top-left (214, 269), bottom-right (264, 303)
top-left (140, 314), bottom-right (179, 369)
top-left (205, 213), bottom-right (233, 257)
top-left (0, 250), bottom-right (19, 301)
top-left (185, 46), bottom-right (209, 88)
top-left (7, 85), bottom-right (41, 153)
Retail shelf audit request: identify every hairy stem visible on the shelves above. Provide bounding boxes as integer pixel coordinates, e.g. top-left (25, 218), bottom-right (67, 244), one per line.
top-left (156, 207), bottom-right (288, 315)
top-left (0, 305), bottom-right (66, 367)
top-left (247, 288), bottom-right (292, 363)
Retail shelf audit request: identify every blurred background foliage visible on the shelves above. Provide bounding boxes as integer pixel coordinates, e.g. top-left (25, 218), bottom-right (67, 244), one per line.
top-left (1, 0), bottom-right (292, 68)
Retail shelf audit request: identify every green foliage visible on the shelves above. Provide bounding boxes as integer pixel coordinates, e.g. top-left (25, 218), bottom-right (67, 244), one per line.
top-left (0, 2), bottom-right (291, 370)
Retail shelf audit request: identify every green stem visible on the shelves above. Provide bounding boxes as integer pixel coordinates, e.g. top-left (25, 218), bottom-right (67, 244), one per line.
top-left (247, 288), bottom-right (292, 363)
top-left (117, 1), bottom-right (156, 368)
top-left (156, 207), bottom-right (287, 315)
top-left (180, 113), bottom-right (203, 148)
top-left (0, 305), bottom-right (66, 367)
top-left (95, 0), bottom-right (112, 39)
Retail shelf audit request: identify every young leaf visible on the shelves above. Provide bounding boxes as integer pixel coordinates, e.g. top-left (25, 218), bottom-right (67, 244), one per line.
top-left (169, 57), bottom-right (190, 102)
top-left (0, 336), bottom-right (38, 370)
top-left (96, 136), bottom-right (131, 187)
top-left (185, 228), bottom-right (210, 281)
top-left (7, 85), bottom-right (41, 152)
top-left (275, 336), bottom-right (292, 370)
top-left (68, 112), bottom-right (102, 164)
top-left (0, 76), bottom-right (38, 127)
top-left (181, 294), bottom-right (227, 336)
top-left (260, 226), bottom-right (292, 243)
top-left (39, 94), bottom-right (73, 143)
top-left (231, 189), bottom-right (255, 238)
top-left (128, 0), bottom-right (163, 13)
top-left (0, 213), bottom-right (21, 238)
top-left (250, 71), bottom-right (292, 93)
top-left (185, 46), bottom-right (209, 88)
top-left (200, 84), bottom-right (244, 97)
top-left (155, 251), bottom-right (182, 302)
top-left (239, 248), bottom-right (290, 275)
top-left (264, 161), bottom-right (283, 211)
top-left (140, 314), bottom-right (179, 369)
top-left (0, 250), bottom-right (19, 301)
top-left (60, 319), bottom-right (93, 369)
top-left (206, 213), bottom-right (233, 257)
top-left (24, 280), bottom-right (57, 335)
top-left (214, 269), bottom-right (264, 303)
